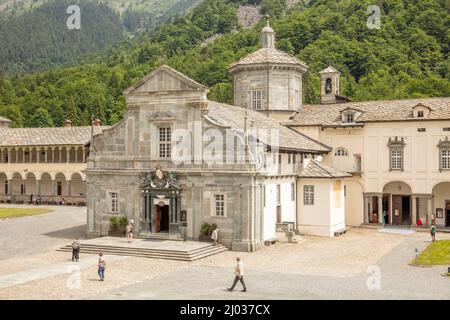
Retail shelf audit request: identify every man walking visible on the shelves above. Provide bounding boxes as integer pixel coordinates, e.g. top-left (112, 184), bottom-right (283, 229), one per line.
top-left (211, 227), bottom-right (219, 246)
top-left (228, 257), bottom-right (247, 292)
top-left (71, 238), bottom-right (80, 262)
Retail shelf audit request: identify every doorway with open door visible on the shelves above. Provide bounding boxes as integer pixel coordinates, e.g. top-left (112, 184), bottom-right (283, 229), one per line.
top-left (154, 204), bottom-right (170, 233)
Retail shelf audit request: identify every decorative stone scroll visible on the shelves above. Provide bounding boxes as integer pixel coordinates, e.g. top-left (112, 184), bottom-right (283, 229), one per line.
top-left (140, 165), bottom-right (181, 190)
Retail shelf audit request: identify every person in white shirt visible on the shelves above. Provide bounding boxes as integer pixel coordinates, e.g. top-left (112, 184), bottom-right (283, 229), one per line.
top-left (211, 228), bottom-right (219, 245)
top-left (227, 257), bottom-right (247, 292)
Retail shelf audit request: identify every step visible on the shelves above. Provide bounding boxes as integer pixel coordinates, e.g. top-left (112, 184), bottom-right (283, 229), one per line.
top-left (58, 244), bottom-right (229, 261)
top-left (60, 243), bottom-right (219, 255)
top-left (57, 247), bottom-right (228, 262)
top-left (59, 244), bottom-right (226, 257)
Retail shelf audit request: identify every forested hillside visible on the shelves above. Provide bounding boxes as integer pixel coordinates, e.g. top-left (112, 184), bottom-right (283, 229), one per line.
top-left (0, 0), bottom-right (448, 128)
top-left (0, 0), bottom-right (125, 73)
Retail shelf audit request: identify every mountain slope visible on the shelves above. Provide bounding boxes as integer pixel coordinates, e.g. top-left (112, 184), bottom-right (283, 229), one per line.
top-left (0, 0), bottom-right (448, 128)
top-left (0, 0), bottom-right (125, 73)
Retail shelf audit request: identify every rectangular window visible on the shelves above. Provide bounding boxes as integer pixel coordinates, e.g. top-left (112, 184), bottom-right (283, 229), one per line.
top-left (417, 128), bottom-right (426, 132)
top-left (443, 128), bottom-right (450, 132)
top-left (346, 113), bottom-right (354, 123)
top-left (214, 194), bottom-right (225, 216)
top-left (417, 111), bottom-right (424, 118)
top-left (251, 90), bottom-right (262, 110)
top-left (304, 185), bottom-right (314, 205)
top-left (276, 185), bottom-right (281, 205)
top-left (158, 126), bottom-right (172, 159)
top-left (390, 148), bottom-right (403, 170)
top-left (291, 183), bottom-right (295, 201)
top-left (441, 149), bottom-right (450, 170)
top-left (110, 192), bottom-right (119, 213)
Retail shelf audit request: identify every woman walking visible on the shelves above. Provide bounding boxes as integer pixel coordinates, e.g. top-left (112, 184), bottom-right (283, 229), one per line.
top-left (98, 252), bottom-right (106, 281)
top-left (127, 222), bottom-right (133, 243)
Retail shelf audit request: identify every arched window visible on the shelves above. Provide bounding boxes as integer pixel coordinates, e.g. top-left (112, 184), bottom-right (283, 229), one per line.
top-left (335, 148), bottom-right (348, 157)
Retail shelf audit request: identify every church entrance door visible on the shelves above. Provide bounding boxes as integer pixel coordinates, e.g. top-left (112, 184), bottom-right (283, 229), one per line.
top-left (154, 204), bottom-right (170, 233)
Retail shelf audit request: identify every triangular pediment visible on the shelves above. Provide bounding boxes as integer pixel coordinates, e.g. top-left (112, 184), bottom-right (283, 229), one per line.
top-left (124, 65), bottom-right (207, 94)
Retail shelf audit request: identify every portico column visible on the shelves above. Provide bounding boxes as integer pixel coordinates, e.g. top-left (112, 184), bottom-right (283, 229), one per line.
top-left (66, 148), bottom-right (70, 164)
top-left (411, 196), bottom-right (417, 226)
top-left (66, 181), bottom-right (71, 196)
top-left (7, 179), bottom-right (12, 194)
top-left (8, 148), bottom-right (11, 163)
top-left (427, 198), bottom-right (432, 226)
top-left (37, 180), bottom-right (41, 196)
top-left (363, 196), bottom-right (369, 223)
top-left (82, 148), bottom-right (86, 162)
top-left (378, 196), bottom-right (383, 224)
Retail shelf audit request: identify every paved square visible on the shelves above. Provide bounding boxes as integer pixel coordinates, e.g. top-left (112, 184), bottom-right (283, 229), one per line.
top-left (0, 205), bottom-right (449, 300)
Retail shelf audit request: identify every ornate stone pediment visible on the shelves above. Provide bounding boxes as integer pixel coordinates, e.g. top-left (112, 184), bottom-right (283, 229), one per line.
top-left (141, 165), bottom-right (180, 190)
top-left (148, 111), bottom-right (176, 121)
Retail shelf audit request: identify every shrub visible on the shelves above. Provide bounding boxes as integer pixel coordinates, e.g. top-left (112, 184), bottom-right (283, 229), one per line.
top-left (110, 216), bottom-right (128, 231)
top-left (200, 222), bottom-right (218, 236)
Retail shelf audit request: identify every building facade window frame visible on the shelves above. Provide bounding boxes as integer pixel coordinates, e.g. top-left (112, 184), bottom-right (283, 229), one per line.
top-left (158, 126), bottom-right (172, 159)
top-left (276, 184), bottom-right (281, 205)
top-left (251, 90), bottom-right (262, 110)
top-left (438, 137), bottom-right (450, 171)
top-left (212, 193), bottom-right (226, 217)
top-left (388, 137), bottom-right (406, 171)
top-left (335, 147), bottom-right (348, 157)
top-left (304, 185), bottom-right (314, 205)
top-left (108, 191), bottom-right (119, 214)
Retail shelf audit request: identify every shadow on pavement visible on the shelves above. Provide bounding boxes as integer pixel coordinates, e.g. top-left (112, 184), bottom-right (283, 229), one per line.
top-left (44, 224), bottom-right (87, 239)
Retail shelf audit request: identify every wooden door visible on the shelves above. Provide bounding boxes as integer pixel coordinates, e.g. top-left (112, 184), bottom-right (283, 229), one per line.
top-left (154, 206), bottom-right (161, 233)
top-left (392, 195), bottom-right (402, 225)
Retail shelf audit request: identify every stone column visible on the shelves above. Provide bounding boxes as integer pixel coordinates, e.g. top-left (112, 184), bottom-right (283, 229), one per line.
top-left (411, 196), bottom-right (417, 226)
top-left (427, 197), bottom-right (432, 226)
top-left (388, 194), bottom-right (393, 225)
top-left (378, 196), bottom-right (383, 224)
top-left (66, 181), bottom-right (71, 197)
top-left (44, 147), bottom-right (48, 163)
top-left (7, 179), bottom-right (12, 194)
top-left (66, 148), bottom-right (70, 164)
top-left (7, 148), bottom-right (11, 163)
top-left (363, 196), bottom-right (369, 223)
top-left (37, 180), bottom-right (41, 196)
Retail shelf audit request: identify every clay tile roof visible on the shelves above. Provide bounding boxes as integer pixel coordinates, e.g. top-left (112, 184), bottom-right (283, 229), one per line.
top-left (282, 97), bottom-right (450, 127)
top-left (228, 48), bottom-right (308, 70)
top-left (0, 116), bottom-right (12, 123)
top-left (206, 101), bottom-right (331, 153)
top-left (0, 126), bottom-right (108, 147)
top-left (299, 159), bottom-right (352, 178)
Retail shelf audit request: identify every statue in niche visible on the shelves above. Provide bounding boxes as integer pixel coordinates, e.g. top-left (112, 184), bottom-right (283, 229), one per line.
top-left (325, 78), bottom-right (333, 94)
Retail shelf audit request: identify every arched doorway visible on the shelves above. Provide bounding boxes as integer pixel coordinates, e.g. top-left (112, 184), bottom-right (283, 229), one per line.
top-left (0, 173), bottom-right (7, 195)
top-left (432, 182), bottom-right (450, 227)
top-left (383, 181), bottom-right (412, 225)
top-left (25, 173), bottom-right (37, 196)
top-left (70, 173), bottom-right (83, 197)
top-left (40, 173), bottom-right (53, 197)
top-left (11, 173), bottom-right (24, 196)
top-left (55, 173), bottom-right (67, 197)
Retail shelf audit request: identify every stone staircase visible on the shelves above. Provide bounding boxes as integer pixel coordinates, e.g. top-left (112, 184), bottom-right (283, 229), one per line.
top-left (57, 242), bottom-right (229, 262)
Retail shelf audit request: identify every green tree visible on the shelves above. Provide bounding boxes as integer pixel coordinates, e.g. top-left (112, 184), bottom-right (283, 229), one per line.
top-left (29, 108), bottom-right (54, 127)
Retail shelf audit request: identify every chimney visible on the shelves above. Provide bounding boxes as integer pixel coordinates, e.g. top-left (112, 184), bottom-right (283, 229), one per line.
top-left (319, 66), bottom-right (341, 104)
top-left (64, 119), bottom-right (72, 128)
top-left (92, 119), bottom-right (102, 127)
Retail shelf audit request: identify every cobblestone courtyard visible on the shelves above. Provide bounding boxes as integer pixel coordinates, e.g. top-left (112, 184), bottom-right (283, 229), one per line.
top-left (0, 205), bottom-right (448, 300)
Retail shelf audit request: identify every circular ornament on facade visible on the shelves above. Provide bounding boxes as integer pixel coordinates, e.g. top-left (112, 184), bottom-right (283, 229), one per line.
top-left (95, 138), bottom-right (105, 151)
